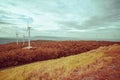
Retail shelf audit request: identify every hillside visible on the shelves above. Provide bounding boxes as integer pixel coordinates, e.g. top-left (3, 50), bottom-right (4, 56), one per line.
top-left (0, 40), bottom-right (120, 68)
top-left (0, 44), bottom-right (120, 80)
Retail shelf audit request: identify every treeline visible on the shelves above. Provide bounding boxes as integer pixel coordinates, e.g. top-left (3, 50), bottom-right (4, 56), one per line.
top-left (0, 40), bottom-right (120, 68)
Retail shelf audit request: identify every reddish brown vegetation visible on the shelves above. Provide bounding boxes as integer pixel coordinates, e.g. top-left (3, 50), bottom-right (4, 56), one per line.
top-left (67, 44), bottom-right (120, 80)
top-left (0, 40), bottom-right (120, 68)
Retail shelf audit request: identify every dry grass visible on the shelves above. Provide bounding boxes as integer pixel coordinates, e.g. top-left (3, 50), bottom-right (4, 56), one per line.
top-left (1, 40), bottom-right (120, 68)
top-left (0, 44), bottom-right (120, 80)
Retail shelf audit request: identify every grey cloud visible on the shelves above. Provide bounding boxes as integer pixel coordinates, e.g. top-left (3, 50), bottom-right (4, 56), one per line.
top-left (0, 21), bottom-right (14, 25)
top-left (80, 14), bottom-right (120, 28)
top-left (57, 13), bottom-right (120, 31)
top-left (54, 0), bottom-right (120, 31)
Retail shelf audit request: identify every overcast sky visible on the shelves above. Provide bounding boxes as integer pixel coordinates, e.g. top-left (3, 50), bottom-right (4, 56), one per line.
top-left (0, 0), bottom-right (120, 41)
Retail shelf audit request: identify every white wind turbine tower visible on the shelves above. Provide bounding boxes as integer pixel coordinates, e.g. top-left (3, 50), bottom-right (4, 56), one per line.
top-left (16, 32), bottom-right (19, 45)
top-left (23, 33), bottom-right (25, 45)
top-left (26, 22), bottom-right (32, 49)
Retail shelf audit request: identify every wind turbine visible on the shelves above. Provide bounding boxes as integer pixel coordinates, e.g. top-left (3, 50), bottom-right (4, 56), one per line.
top-left (26, 22), bottom-right (32, 49)
top-left (23, 33), bottom-right (25, 45)
top-left (16, 32), bottom-right (19, 45)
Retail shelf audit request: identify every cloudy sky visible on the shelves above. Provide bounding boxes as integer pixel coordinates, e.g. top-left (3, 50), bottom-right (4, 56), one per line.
top-left (0, 0), bottom-right (120, 41)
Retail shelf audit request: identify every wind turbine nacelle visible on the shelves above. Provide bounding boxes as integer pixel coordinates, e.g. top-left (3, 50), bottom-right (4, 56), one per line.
top-left (27, 27), bottom-right (31, 30)
top-left (26, 27), bottom-right (31, 33)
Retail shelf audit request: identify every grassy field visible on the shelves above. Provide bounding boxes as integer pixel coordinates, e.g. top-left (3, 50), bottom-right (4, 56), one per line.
top-left (0, 44), bottom-right (120, 80)
top-left (0, 40), bottom-right (120, 68)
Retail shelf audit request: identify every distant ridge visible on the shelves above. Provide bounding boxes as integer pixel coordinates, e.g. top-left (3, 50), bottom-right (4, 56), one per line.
top-left (0, 36), bottom-right (120, 44)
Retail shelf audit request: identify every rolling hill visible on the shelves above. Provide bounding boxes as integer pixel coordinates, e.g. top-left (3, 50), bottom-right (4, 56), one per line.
top-left (0, 40), bottom-right (120, 68)
top-left (0, 44), bottom-right (120, 80)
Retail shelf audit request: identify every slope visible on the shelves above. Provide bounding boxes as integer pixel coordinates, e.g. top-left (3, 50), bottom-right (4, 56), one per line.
top-left (1, 40), bottom-right (120, 69)
top-left (0, 44), bottom-right (120, 80)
